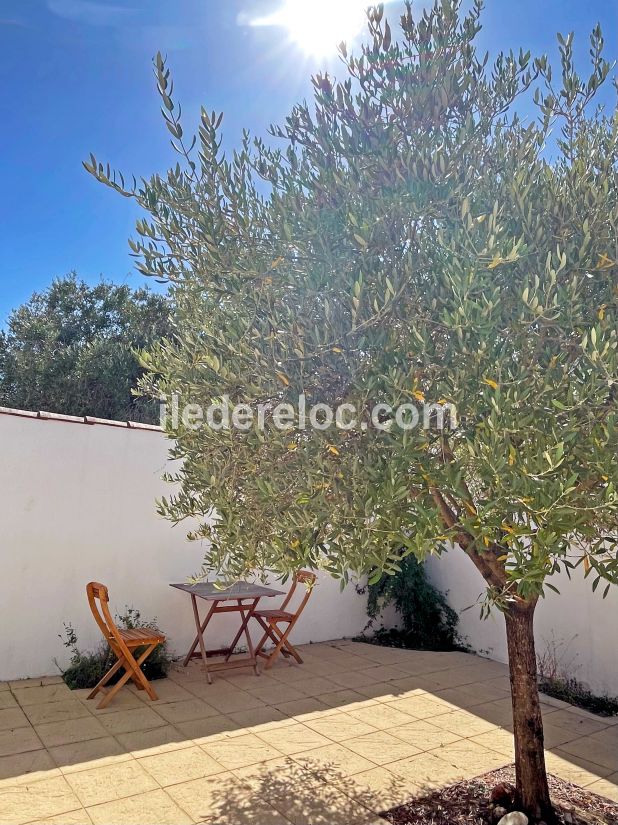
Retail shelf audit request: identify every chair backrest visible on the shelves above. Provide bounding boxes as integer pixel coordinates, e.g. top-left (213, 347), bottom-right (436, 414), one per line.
top-left (86, 581), bottom-right (123, 649)
top-left (280, 570), bottom-right (317, 619)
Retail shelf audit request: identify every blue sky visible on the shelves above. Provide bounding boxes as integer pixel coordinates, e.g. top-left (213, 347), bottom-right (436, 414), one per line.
top-left (1, 0), bottom-right (616, 324)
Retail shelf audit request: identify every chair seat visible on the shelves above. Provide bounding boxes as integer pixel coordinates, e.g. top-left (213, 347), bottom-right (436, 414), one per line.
top-left (254, 609), bottom-right (294, 621)
top-left (118, 627), bottom-right (165, 646)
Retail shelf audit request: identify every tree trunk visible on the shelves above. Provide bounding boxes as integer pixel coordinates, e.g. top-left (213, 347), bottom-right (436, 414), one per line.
top-left (504, 600), bottom-right (553, 822)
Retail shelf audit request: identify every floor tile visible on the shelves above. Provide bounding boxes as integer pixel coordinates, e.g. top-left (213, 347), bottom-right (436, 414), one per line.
top-left (559, 734), bottom-right (618, 772)
top-left (314, 689), bottom-right (368, 710)
top-left (0, 692), bottom-right (19, 710)
top-left (65, 760), bottom-right (158, 807)
top-left (114, 725), bottom-right (193, 757)
top-left (255, 723), bottom-right (331, 755)
top-left (545, 749), bottom-right (612, 786)
top-left (389, 719), bottom-right (462, 751)
top-left (0, 706), bottom-right (30, 731)
top-left (346, 703), bottom-right (415, 730)
top-left (274, 698), bottom-right (332, 720)
top-left (358, 666), bottom-right (409, 683)
top-left (387, 695), bottom-right (452, 720)
top-left (203, 733), bottom-right (282, 769)
top-left (539, 722), bottom-right (583, 749)
top-left (429, 739), bottom-right (508, 775)
top-left (35, 717), bottom-right (107, 749)
top-left (291, 677), bottom-right (343, 697)
top-left (434, 682), bottom-right (508, 708)
top-left (0, 749), bottom-right (59, 786)
top-left (166, 772), bottom-right (243, 822)
top-left (226, 706), bottom-right (290, 731)
top-left (131, 681), bottom-right (194, 704)
top-left (239, 759), bottom-right (372, 824)
top-left (12, 686), bottom-right (72, 707)
top-left (97, 707), bottom-right (165, 736)
top-left (469, 728), bottom-right (515, 758)
top-left (176, 716), bottom-right (237, 743)
top-left (354, 682), bottom-right (404, 701)
top-left (139, 744), bottom-right (225, 786)
top-left (303, 712), bottom-right (378, 742)
top-left (81, 691), bottom-right (145, 715)
top-left (9, 679), bottom-right (50, 690)
top-left (24, 701), bottom-right (91, 727)
top-left (339, 765), bottom-right (423, 812)
top-left (273, 659), bottom-right (340, 680)
top-left (587, 772), bottom-right (618, 803)
top-left (345, 730), bottom-right (421, 765)
top-left (244, 683), bottom-right (306, 705)
top-left (546, 710), bottom-right (607, 736)
top-left (268, 782), bottom-right (367, 825)
top-left (154, 699), bottom-right (218, 725)
top-left (429, 710), bottom-right (498, 738)
top-left (388, 750), bottom-right (466, 791)
top-left (87, 788), bottom-right (193, 825)
top-left (50, 736), bottom-right (132, 773)
top-left (0, 726), bottom-right (43, 757)
top-left (0, 775), bottom-right (81, 825)
top-left (26, 808), bottom-right (92, 824)
top-left (293, 743), bottom-right (376, 778)
top-left (327, 669), bottom-right (384, 690)
top-left (199, 690), bottom-right (267, 715)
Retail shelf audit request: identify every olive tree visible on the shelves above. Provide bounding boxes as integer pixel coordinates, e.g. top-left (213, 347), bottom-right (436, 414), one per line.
top-left (86, 2), bottom-right (618, 818)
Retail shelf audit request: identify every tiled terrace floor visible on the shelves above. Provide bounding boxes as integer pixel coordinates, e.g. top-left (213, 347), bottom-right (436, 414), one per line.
top-left (1, 641), bottom-right (617, 824)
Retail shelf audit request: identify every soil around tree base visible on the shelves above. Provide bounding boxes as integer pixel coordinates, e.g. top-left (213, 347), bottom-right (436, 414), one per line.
top-left (380, 766), bottom-right (618, 825)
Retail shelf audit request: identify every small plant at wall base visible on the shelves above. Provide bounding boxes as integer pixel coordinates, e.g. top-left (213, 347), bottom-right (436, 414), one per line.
top-left (537, 635), bottom-right (618, 718)
top-left (360, 556), bottom-right (461, 651)
top-left (58, 609), bottom-right (172, 690)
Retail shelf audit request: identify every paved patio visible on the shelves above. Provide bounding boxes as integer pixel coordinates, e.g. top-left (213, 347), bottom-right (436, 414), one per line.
top-left (1, 641), bottom-right (617, 825)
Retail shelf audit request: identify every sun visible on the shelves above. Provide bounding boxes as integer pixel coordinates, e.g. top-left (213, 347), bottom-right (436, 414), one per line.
top-left (252, 0), bottom-right (370, 58)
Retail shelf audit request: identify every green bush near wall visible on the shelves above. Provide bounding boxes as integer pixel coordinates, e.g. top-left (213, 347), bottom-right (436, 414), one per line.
top-left (58, 608), bottom-right (172, 690)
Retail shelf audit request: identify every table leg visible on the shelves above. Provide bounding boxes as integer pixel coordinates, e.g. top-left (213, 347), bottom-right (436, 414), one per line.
top-left (189, 593), bottom-right (213, 684)
top-left (224, 599), bottom-right (245, 663)
top-left (183, 599), bottom-right (217, 666)
top-left (243, 598), bottom-right (260, 676)
top-left (223, 598), bottom-right (255, 662)
top-left (223, 598), bottom-right (259, 675)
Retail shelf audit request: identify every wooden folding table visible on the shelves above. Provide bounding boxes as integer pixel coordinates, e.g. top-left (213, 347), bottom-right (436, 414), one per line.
top-left (170, 581), bottom-right (285, 683)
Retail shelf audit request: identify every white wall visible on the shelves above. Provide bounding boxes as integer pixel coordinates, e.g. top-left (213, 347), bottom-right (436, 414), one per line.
top-left (0, 412), bottom-right (372, 681)
top-left (4, 409), bottom-right (616, 693)
top-left (426, 550), bottom-right (618, 696)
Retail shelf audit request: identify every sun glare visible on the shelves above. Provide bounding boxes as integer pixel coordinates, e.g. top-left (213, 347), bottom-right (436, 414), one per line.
top-left (253, 0), bottom-right (369, 58)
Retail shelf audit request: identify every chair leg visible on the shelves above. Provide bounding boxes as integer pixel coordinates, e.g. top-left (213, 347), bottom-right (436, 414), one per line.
top-left (126, 644), bottom-right (159, 701)
top-left (263, 621), bottom-right (302, 668)
top-left (254, 617), bottom-right (296, 663)
top-left (96, 644), bottom-right (159, 709)
top-left (87, 657), bottom-right (124, 700)
top-left (282, 636), bottom-right (303, 664)
top-left (253, 616), bottom-right (273, 658)
top-left (95, 660), bottom-right (134, 709)
top-left (262, 622), bottom-right (291, 669)
top-left (128, 647), bottom-right (151, 690)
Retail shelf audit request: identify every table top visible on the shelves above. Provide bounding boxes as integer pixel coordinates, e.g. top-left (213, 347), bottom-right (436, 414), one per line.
top-left (170, 581), bottom-right (285, 601)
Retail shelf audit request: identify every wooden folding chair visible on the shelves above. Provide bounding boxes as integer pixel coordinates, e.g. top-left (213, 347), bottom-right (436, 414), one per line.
top-left (85, 582), bottom-right (165, 709)
top-left (252, 571), bottom-right (316, 669)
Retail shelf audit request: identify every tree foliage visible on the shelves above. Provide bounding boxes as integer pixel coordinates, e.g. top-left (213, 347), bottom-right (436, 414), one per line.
top-left (0, 274), bottom-right (172, 422)
top-left (87, 0), bottom-right (618, 599)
